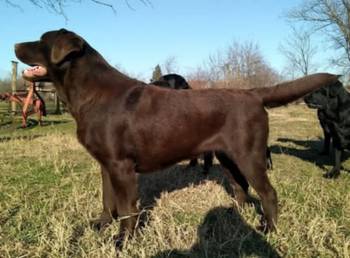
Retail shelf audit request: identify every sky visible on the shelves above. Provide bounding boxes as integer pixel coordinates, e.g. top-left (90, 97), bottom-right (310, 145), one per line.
top-left (0, 0), bottom-right (337, 81)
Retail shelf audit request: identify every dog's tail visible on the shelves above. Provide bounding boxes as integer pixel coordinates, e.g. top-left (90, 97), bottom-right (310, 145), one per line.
top-left (252, 73), bottom-right (340, 108)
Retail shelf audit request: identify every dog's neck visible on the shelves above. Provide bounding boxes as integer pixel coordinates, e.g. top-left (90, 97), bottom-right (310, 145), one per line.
top-left (53, 46), bottom-right (143, 119)
top-left (337, 85), bottom-right (350, 105)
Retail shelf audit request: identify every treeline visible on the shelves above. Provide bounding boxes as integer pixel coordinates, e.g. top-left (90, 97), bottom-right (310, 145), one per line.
top-left (0, 77), bottom-right (26, 93)
top-left (188, 40), bottom-right (281, 89)
top-left (151, 40), bottom-right (282, 90)
top-left (0, 78), bottom-right (11, 93)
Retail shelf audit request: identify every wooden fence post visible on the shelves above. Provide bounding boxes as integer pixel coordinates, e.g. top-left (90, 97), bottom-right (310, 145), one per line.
top-left (11, 61), bottom-right (18, 116)
top-left (54, 93), bottom-right (61, 114)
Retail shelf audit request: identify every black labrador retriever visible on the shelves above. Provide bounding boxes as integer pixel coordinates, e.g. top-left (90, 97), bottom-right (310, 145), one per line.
top-left (304, 80), bottom-right (349, 178)
top-left (15, 28), bottom-right (339, 249)
top-left (151, 73), bottom-right (191, 89)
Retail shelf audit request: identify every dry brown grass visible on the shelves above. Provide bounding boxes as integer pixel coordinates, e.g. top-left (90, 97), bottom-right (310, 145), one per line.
top-left (0, 105), bottom-right (349, 257)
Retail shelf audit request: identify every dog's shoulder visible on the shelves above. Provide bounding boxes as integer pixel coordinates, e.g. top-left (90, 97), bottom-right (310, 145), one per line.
top-left (124, 85), bottom-right (146, 111)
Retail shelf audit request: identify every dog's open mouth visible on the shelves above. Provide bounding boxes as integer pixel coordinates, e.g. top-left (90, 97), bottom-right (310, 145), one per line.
top-left (22, 65), bottom-right (48, 82)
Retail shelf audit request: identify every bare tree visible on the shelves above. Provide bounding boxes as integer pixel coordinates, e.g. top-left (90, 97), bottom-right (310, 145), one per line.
top-left (0, 77), bottom-right (12, 93)
top-left (279, 26), bottom-right (318, 77)
top-left (161, 56), bottom-right (178, 74)
top-left (3, 0), bottom-right (151, 18)
top-left (205, 40), bottom-right (279, 88)
top-left (114, 63), bottom-right (146, 81)
top-left (206, 50), bottom-right (225, 81)
top-left (186, 66), bottom-right (211, 81)
top-left (288, 0), bottom-right (350, 70)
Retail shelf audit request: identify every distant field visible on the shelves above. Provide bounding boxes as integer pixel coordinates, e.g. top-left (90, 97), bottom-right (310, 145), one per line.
top-left (0, 104), bottom-right (349, 258)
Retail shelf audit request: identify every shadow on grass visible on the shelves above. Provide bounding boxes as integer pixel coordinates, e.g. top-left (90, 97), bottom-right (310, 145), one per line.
top-left (20, 118), bottom-right (71, 129)
top-left (0, 205), bottom-right (21, 225)
top-left (138, 164), bottom-right (235, 210)
top-left (151, 206), bottom-right (281, 258)
top-left (0, 120), bottom-right (13, 127)
top-left (0, 118), bottom-right (71, 130)
top-left (39, 119), bottom-right (71, 127)
top-left (137, 163), bottom-right (263, 239)
top-left (67, 225), bottom-right (85, 257)
top-left (0, 134), bottom-right (43, 143)
top-left (270, 137), bottom-right (350, 172)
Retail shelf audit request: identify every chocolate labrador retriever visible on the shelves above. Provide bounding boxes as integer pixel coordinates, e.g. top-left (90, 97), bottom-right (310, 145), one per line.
top-left (151, 73), bottom-right (214, 173)
top-left (152, 74), bottom-right (274, 172)
top-left (304, 80), bottom-right (350, 178)
top-left (15, 29), bottom-right (340, 248)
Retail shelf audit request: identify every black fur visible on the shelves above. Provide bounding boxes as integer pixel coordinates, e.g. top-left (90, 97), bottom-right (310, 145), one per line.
top-left (304, 80), bottom-right (350, 178)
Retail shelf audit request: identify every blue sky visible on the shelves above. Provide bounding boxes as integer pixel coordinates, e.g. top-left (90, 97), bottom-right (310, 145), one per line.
top-left (0, 0), bottom-right (335, 80)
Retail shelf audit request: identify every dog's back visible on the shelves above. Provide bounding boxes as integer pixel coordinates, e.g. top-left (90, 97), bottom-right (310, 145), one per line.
top-left (151, 74), bottom-right (191, 90)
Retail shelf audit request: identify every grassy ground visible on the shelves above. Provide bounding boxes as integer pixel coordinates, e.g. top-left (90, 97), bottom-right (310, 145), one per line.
top-left (0, 104), bottom-right (349, 258)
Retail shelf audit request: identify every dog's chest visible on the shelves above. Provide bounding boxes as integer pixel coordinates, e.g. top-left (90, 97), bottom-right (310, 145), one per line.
top-left (76, 123), bottom-right (115, 163)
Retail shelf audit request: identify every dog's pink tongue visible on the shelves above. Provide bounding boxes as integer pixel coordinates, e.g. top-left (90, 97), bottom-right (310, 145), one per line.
top-left (23, 66), bottom-right (47, 78)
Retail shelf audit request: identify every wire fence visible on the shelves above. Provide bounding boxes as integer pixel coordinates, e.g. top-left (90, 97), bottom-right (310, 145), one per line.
top-left (0, 89), bottom-right (66, 127)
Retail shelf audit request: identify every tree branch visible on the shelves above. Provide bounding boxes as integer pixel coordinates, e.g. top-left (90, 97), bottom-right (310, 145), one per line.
top-left (3, 0), bottom-right (149, 18)
top-left (287, 0), bottom-right (350, 70)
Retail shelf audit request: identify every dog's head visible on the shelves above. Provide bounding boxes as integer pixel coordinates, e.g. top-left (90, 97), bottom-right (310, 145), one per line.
top-left (151, 79), bottom-right (172, 88)
top-left (304, 81), bottom-right (343, 110)
top-left (151, 74), bottom-right (191, 90)
top-left (15, 29), bottom-right (85, 82)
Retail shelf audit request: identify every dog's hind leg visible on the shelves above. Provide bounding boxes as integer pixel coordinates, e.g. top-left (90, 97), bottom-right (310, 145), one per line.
top-left (188, 158), bottom-right (198, 167)
top-left (266, 148), bottom-right (273, 170)
top-left (107, 159), bottom-right (139, 249)
top-left (203, 151), bottom-right (213, 174)
top-left (91, 166), bottom-right (118, 231)
top-left (215, 151), bottom-right (249, 207)
top-left (236, 153), bottom-right (277, 233)
top-left (324, 147), bottom-right (342, 178)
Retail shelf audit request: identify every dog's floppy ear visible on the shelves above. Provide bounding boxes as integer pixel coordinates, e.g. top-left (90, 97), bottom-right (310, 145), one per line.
top-left (51, 29), bottom-right (84, 64)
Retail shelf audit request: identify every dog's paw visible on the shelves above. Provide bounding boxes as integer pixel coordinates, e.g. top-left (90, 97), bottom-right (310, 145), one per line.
top-left (256, 216), bottom-right (276, 234)
top-left (256, 221), bottom-right (270, 234)
top-left (90, 216), bottom-right (113, 231)
top-left (323, 169), bottom-right (340, 179)
top-left (113, 231), bottom-right (129, 251)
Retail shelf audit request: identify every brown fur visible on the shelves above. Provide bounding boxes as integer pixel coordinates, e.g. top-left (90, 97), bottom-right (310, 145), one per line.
top-left (15, 29), bottom-right (340, 248)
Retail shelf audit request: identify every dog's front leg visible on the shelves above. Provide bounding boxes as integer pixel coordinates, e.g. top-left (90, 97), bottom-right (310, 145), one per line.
top-left (188, 158), bottom-right (198, 167)
top-left (91, 166), bottom-right (118, 231)
top-left (321, 131), bottom-right (331, 155)
top-left (203, 152), bottom-right (213, 174)
top-left (324, 148), bottom-right (342, 178)
top-left (106, 159), bottom-right (139, 250)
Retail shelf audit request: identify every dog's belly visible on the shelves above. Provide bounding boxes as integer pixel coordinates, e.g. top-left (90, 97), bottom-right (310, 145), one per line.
top-left (133, 134), bottom-right (223, 173)
top-left (135, 152), bottom-right (197, 173)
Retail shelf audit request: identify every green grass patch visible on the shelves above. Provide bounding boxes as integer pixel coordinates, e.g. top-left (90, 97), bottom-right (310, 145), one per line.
top-left (0, 104), bottom-right (349, 257)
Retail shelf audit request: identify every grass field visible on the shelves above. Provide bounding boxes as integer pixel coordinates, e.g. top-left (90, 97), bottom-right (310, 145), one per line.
top-left (0, 104), bottom-right (349, 258)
